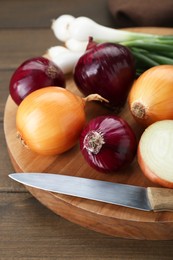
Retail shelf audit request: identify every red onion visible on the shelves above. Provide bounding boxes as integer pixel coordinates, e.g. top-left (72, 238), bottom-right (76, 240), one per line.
top-left (73, 41), bottom-right (136, 109)
top-left (9, 57), bottom-right (65, 105)
top-left (80, 115), bottom-right (137, 173)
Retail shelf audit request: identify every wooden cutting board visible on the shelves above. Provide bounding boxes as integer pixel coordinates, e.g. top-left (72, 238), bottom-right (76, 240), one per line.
top-left (4, 28), bottom-right (173, 240)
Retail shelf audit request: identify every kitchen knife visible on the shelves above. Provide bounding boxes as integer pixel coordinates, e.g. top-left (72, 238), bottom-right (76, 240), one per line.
top-left (9, 173), bottom-right (173, 212)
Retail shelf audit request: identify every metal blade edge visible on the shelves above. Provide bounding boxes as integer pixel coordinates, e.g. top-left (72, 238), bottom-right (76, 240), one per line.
top-left (9, 173), bottom-right (152, 211)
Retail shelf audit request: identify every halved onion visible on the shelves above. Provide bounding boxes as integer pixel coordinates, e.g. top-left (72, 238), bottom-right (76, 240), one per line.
top-left (138, 120), bottom-right (173, 188)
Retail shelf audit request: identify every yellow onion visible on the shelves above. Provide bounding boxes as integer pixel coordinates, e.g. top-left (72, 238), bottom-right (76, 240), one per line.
top-left (16, 86), bottom-right (107, 155)
top-left (128, 65), bottom-right (173, 127)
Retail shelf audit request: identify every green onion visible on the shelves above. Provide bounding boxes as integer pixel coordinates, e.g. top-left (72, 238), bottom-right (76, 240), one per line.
top-left (146, 54), bottom-right (173, 65)
top-left (131, 48), bottom-right (159, 66)
top-left (51, 15), bottom-right (173, 75)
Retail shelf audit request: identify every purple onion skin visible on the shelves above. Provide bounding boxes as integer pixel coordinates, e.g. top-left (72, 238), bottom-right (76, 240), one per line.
top-left (74, 43), bottom-right (136, 109)
top-left (9, 57), bottom-right (65, 105)
top-left (80, 115), bottom-right (137, 173)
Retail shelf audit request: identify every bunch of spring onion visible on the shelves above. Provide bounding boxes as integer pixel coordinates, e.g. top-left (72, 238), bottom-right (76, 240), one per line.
top-left (48, 14), bottom-right (173, 76)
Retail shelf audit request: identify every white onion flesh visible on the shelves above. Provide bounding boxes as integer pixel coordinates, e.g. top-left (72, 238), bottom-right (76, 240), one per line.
top-left (138, 120), bottom-right (173, 184)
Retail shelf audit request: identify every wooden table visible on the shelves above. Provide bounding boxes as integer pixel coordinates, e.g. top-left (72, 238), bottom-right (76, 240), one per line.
top-left (1, 0), bottom-right (173, 259)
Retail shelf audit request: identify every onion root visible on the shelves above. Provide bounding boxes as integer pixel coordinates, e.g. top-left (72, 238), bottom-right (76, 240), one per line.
top-left (16, 131), bottom-right (29, 149)
top-left (131, 101), bottom-right (148, 119)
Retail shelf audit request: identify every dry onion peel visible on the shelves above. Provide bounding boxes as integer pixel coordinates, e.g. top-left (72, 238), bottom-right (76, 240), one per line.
top-left (128, 65), bottom-right (173, 127)
top-left (138, 120), bottom-right (173, 188)
top-left (16, 87), bottom-right (108, 156)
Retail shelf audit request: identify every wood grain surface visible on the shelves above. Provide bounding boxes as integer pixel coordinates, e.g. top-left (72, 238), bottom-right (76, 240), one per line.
top-left (4, 75), bottom-right (173, 240)
top-left (2, 0), bottom-right (173, 259)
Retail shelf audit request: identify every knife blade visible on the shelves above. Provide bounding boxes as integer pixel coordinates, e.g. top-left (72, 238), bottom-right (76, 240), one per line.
top-left (9, 173), bottom-right (173, 212)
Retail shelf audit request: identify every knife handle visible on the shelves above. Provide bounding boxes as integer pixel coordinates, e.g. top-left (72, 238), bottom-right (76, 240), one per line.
top-left (147, 187), bottom-right (173, 211)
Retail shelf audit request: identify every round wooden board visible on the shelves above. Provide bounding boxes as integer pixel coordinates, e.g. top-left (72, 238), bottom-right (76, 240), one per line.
top-left (4, 28), bottom-right (173, 240)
